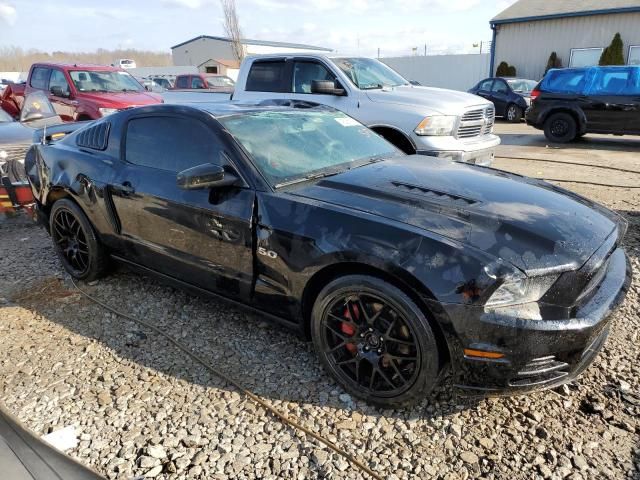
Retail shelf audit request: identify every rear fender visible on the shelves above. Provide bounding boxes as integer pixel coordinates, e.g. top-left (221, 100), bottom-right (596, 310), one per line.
top-left (540, 104), bottom-right (587, 131)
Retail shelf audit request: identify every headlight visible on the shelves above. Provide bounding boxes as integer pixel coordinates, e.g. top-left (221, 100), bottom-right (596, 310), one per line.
top-left (485, 273), bottom-right (559, 307)
top-left (98, 108), bottom-right (119, 117)
top-left (414, 115), bottom-right (457, 136)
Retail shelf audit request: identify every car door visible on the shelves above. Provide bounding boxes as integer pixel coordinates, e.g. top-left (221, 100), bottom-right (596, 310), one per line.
top-left (474, 79), bottom-right (494, 101)
top-left (626, 67), bottom-right (640, 134)
top-left (47, 69), bottom-right (75, 121)
top-left (175, 75), bottom-right (189, 89)
top-left (109, 113), bottom-right (255, 300)
top-left (287, 59), bottom-right (357, 115)
top-left (583, 67), bottom-right (636, 133)
top-left (490, 79), bottom-right (510, 116)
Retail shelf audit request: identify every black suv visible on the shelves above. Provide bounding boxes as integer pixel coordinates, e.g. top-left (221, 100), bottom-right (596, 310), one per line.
top-left (526, 66), bottom-right (640, 142)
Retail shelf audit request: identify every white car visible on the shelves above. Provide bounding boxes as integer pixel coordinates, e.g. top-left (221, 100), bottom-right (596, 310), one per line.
top-left (115, 59), bottom-right (136, 70)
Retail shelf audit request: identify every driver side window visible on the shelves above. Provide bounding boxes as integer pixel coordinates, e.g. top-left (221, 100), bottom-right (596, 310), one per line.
top-left (125, 116), bottom-right (221, 173)
top-left (292, 61), bottom-right (336, 94)
top-left (191, 76), bottom-right (205, 89)
top-left (49, 69), bottom-right (71, 96)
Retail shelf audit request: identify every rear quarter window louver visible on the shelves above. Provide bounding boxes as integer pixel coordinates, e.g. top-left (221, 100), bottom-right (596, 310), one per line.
top-left (76, 122), bottom-right (110, 151)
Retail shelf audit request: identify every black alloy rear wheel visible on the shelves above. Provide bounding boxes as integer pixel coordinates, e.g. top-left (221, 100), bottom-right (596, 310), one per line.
top-left (311, 275), bottom-right (441, 408)
top-left (544, 112), bottom-right (577, 143)
top-left (50, 199), bottom-right (109, 281)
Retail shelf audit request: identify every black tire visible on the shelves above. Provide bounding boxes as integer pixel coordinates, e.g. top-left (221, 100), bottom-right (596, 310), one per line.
top-left (506, 104), bottom-right (523, 123)
top-left (311, 275), bottom-right (441, 408)
top-left (543, 112), bottom-right (577, 143)
top-left (49, 198), bottom-right (109, 281)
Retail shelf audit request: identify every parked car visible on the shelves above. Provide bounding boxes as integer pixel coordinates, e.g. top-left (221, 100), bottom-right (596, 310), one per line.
top-left (162, 55), bottom-right (500, 166)
top-left (1, 92), bottom-right (82, 213)
top-left (526, 66), bottom-right (640, 142)
top-left (469, 77), bottom-right (537, 122)
top-left (151, 77), bottom-right (174, 90)
top-left (25, 102), bottom-right (630, 407)
top-left (115, 59), bottom-right (136, 70)
top-left (0, 63), bottom-right (162, 121)
top-left (173, 73), bottom-right (235, 92)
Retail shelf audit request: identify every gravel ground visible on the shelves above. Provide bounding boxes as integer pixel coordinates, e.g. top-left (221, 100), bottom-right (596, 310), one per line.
top-left (1, 149), bottom-right (639, 479)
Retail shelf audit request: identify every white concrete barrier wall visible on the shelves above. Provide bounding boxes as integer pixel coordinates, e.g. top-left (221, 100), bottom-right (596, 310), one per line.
top-left (381, 54), bottom-right (490, 92)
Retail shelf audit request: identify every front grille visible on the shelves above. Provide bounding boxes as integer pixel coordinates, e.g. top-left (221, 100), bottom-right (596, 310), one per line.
top-left (457, 106), bottom-right (494, 139)
top-left (510, 356), bottom-right (569, 387)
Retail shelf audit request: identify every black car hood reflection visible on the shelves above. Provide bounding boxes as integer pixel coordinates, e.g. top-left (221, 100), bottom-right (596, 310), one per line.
top-left (288, 156), bottom-right (618, 274)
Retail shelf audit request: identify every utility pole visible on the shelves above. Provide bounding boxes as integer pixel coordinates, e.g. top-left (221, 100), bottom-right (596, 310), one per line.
top-left (377, 47), bottom-right (380, 59)
top-left (424, 43), bottom-right (427, 56)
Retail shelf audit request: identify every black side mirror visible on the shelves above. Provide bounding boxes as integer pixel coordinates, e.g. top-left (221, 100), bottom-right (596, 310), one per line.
top-left (311, 80), bottom-right (346, 96)
top-left (177, 163), bottom-right (240, 190)
top-left (50, 86), bottom-right (70, 98)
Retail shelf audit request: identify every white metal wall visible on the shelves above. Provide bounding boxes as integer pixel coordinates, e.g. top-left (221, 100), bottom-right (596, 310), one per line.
top-left (381, 54), bottom-right (491, 91)
top-left (494, 12), bottom-right (640, 81)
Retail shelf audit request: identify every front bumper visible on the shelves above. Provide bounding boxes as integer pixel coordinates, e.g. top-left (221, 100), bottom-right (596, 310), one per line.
top-left (415, 133), bottom-right (500, 166)
top-left (441, 247), bottom-right (631, 395)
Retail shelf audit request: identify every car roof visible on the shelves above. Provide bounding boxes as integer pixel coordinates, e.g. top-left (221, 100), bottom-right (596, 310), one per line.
top-left (197, 101), bottom-right (334, 117)
top-left (33, 63), bottom-right (122, 71)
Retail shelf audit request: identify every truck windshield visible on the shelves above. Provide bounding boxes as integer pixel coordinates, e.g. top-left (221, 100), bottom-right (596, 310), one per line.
top-left (68, 70), bottom-right (144, 93)
top-left (332, 57), bottom-right (409, 90)
top-left (220, 109), bottom-right (400, 187)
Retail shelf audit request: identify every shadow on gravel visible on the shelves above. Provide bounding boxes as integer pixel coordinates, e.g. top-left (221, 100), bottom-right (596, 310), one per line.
top-left (497, 130), bottom-right (640, 153)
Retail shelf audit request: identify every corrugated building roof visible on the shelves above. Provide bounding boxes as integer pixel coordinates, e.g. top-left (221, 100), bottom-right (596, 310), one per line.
top-left (171, 35), bottom-right (331, 52)
top-left (492, 0), bottom-right (640, 24)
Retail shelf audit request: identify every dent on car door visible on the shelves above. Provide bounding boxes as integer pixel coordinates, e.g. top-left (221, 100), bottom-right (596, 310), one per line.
top-left (110, 114), bottom-right (255, 299)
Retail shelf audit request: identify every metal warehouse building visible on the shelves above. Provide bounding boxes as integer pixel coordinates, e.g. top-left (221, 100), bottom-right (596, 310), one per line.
top-left (171, 35), bottom-right (331, 75)
top-left (490, 0), bottom-right (640, 80)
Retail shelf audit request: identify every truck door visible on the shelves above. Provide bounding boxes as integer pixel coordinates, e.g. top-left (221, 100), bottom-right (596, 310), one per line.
top-left (47, 69), bottom-right (76, 121)
top-left (288, 59), bottom-right (357, 115)
top-left (109, 113), bottom-right (255, 300)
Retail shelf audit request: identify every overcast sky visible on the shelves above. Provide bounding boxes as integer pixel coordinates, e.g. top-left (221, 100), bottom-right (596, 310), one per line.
top-left (0, 0), bottom-right (517, 57)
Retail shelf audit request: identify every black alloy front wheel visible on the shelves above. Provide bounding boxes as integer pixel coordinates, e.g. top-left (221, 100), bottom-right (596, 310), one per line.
top-left (311, 275), bottom-right (441, 408)
top-left (49, 198), bottom-right (109, 281)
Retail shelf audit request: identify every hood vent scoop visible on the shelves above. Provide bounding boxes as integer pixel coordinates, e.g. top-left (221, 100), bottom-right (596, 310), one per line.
top-left (391, 181), bottom-right (478, 206)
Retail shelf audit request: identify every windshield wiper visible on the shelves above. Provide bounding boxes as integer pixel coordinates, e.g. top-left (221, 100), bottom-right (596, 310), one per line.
top-left (275, 169), bottom-right (343, 188)
top-left (360, 84), bottom-right (383, 90)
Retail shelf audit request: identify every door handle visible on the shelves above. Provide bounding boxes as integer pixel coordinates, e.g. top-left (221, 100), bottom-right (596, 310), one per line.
top-left (112, 182), bottom-right (135, 196)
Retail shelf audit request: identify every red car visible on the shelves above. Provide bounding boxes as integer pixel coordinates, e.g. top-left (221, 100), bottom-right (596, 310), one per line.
top-left (173, 73), bottom-right (235, 92)
top-left (1, 63), bottom-right (162, 121)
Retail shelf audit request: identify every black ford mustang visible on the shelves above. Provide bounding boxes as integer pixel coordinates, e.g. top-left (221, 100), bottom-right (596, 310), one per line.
top-left (24, 102), bottom-right (630, 407)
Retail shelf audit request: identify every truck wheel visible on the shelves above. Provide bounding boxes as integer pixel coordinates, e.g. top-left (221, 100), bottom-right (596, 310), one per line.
top-left (311, 275), bottom-right (441, 408)
top-left (49, 199), bottom-right (109, 281)
top-left (506, 104), bottom-right (522, 123)
top-left (544, 112), bottom-right (577, 143)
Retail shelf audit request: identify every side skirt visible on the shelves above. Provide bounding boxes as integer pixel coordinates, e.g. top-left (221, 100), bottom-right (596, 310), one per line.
top-left (110, 255), bottom-right (304, 336)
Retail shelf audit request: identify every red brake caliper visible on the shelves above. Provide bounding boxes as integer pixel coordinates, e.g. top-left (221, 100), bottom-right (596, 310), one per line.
top-left (341, 303), bottom-right (359, 355)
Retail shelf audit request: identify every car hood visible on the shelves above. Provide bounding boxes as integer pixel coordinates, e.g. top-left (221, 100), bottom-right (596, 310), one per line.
top-left (0, 117), bottom-right (65, 145)
top-left (76, 91), bottom-right (162, 107)
top-left (289, 156), bottom-right (620, 274)
top-left (365, 85), bottom-right (491, 115)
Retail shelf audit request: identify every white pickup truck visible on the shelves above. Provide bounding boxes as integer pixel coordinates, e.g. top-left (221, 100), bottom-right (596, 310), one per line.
top-left (162, 54), bottom-right (500, 165)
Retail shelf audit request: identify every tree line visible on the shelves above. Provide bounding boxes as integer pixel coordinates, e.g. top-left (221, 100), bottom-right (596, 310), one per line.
top-left (0, 47), bottom-right (172, 72)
